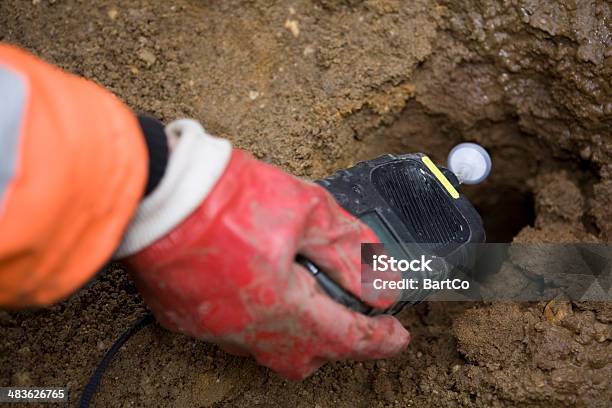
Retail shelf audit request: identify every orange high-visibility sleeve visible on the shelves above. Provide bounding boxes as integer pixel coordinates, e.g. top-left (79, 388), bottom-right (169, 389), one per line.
top-left (0, 44), bottom-right (148, 307)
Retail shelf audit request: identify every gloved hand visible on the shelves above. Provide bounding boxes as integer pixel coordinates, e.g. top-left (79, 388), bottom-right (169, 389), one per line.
top-left (117, 119), bottom-right (410, 379)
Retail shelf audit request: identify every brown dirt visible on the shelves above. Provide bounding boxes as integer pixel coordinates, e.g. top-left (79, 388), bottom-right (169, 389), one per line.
top-left (0, 0), bottom-right (610, 407)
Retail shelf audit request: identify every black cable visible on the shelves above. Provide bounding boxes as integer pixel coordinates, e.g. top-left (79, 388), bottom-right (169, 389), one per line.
top-left (79, 313), bottom-right (155, 408)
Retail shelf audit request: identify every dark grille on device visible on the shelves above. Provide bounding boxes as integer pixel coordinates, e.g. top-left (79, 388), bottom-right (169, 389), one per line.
top-left (372, 160), bottom-right (469, 246)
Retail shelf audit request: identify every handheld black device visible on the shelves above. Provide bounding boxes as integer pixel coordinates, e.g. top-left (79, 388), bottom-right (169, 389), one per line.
top-left (297, 153), bottom-right (485, 315)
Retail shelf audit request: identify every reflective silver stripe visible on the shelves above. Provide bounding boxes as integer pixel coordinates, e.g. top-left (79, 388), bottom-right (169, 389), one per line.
top-left (0, 64), bottom-right (27, 205)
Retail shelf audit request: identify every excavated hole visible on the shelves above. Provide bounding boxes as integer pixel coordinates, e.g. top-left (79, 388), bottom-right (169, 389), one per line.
top-left (463, 185), bottom-right (535, 242)
top-left (350, 103), bottom-right (570, 243)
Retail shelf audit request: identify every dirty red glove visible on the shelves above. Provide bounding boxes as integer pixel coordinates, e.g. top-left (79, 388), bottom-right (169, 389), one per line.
top-left (116, 119), bottom-right (410, 379)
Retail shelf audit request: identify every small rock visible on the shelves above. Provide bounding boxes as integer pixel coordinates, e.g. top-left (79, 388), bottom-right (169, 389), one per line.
top-left (17, 346), bottom-right (31, 357)
top-left (284, 19), bottom-right (300, 38)
top-left (303, 45), bottom-right (315, 56)
top-left (248, 90), bottom-right (260, 100)
top-left (137, 49), bottom-right (156, 67)
top-left (580, 145), bottom-right (591, 160)
top-left (544, 299), bottom-right (572, 325)
top-left (107, 7), bottom-right (118, 20)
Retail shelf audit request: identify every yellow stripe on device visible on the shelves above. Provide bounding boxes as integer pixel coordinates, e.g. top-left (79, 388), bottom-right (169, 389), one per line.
top-left (421, 156), bottom-right (460, 199)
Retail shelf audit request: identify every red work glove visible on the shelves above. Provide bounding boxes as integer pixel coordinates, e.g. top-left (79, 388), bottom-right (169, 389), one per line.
top-left (116, 119), bottom-right (409, 379)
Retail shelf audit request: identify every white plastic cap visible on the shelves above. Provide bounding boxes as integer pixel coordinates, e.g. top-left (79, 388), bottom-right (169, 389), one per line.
top-left (447, 142), bottom-right (492, 185)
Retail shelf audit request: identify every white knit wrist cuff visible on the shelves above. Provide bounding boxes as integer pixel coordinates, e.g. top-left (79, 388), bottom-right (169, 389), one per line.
top-left (115, 119), bottom-right (232, 258)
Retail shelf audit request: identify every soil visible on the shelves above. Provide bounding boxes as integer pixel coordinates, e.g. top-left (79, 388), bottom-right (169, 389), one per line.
top-left (0, 0), bottom-right (610, 407)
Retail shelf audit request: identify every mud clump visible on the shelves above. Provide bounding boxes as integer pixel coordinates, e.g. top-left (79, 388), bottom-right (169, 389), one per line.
top-left (454, 302), bottom-right (610, 407)
top-left (0, 0), bottom-right (610, 407)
